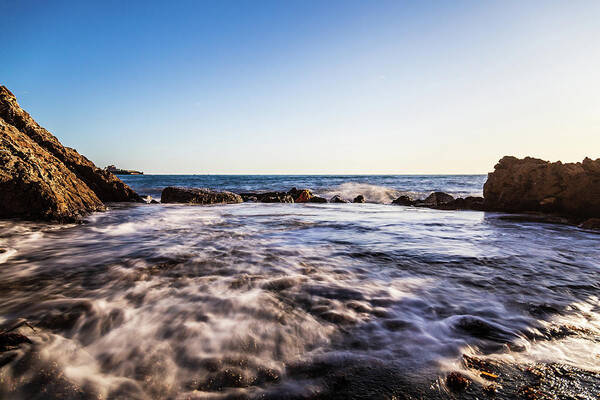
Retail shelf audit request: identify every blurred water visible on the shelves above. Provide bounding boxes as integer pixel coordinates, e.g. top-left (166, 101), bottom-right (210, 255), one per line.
top-left (0, 176), bottom-right (599, 399)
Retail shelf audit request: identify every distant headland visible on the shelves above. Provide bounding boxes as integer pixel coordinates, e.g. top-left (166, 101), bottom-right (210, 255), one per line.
top-left (105, 165), bottom-right (143, 175)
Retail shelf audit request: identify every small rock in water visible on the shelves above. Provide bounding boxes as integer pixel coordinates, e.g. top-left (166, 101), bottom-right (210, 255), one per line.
top-left (161, 187), bottom-right (242, 204)
top-left (353, 195), bottom-right (366, 203)
top-left (392, 195), bottom-right (414, 206)
top-left (294, 189), bottom-right (313, 203)
top-left (309, 196), bottom-right (327, 203)
top-left (446, 372), bottom-right (470, 391)
top-left (420, 192), bottom-right (454, 207)
top-left (330, 195), bottom-right (349, 203)
top-left (0, 332), bottom-right (32, 352)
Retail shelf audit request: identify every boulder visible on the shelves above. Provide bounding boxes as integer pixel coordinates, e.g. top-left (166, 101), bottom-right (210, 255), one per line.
top-left (391, 195), bottom-right (414, 206)
top-left (580, 218), bottom-right (600, 230)
top-left (353, 195), bottom-right (366, 203)
top-left (161, 187), bottom-right (242, 204)
top-left (437, 196), bottom-right (484, 211)
top-left (330, 195), bottom-right (349, 203)
top-left (483, 156), bottom-right (600, 218)
top-left (0, 86), bottom-right (141, 203)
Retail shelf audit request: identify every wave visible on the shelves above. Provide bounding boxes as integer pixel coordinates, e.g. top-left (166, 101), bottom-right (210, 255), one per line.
top-left (316, 182), bottom-right (423, 204)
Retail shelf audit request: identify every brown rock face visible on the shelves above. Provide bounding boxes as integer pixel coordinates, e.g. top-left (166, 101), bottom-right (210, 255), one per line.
top-left (483, 156), bottom-right (600, 218)
top-left (161, 187), bottom-right (243, 204)
top-left (0, 86), bottom-right (141, 222)
top-left (0, 86), bottom-right (140, 203)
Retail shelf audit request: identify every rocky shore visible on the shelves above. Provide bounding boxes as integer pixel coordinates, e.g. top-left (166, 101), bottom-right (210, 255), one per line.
top-left (0, 86), bottom-right (141, 222)
top-left (1, 86), bottom-right (598, 229)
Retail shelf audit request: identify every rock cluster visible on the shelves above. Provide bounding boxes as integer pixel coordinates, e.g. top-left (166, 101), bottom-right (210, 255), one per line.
top-left (0, 86), bottom-right (141, 222)
top-left (161, 187), bottom-right (242, 204)
top-left (239, 188), bottom-right (327, 204)
top-left (392, 192), bottom-right (484, 211)
top-left (483, 156), bottom-right (600, 218)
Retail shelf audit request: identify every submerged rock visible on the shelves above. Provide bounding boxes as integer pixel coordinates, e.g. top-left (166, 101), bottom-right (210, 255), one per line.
top-left (0, 86), bottom-right (141, 222)
top-left (483, 156), bottom-right (600, 218)
top-left (161, 187), bottom-right (242, 205)
top-left (353, 195), bottom-right (366, 203)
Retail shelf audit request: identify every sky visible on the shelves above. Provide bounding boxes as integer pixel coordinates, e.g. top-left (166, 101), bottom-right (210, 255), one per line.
top-left (2, 0), bottom-right (599, 174)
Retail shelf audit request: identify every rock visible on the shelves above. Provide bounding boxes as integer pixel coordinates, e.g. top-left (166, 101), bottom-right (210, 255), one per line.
top-left (0, 86), bottom-right (141, 204)
top-left (483, 156), bottom-right (600, 218)
top-left (294, 189), bottom-right (313, 203)
top-left (436, 196), bottom-right (484, 210)
top-left (161, 187), bottom-right (242, 204)
top-left (446, 372), bottom-right (470, 391)
top-left (330, 195), bottom-right (349, 203)
top-left (418, 192), bottom-right (454, 207)
top-left (580, 218), bottom-right (600, 230)
top-left (0, 86), bottom-right (141, 222)
top-left (308, 196), bottom-right (327, 203)
top-left (241, 192), bottom-right (294, 203)
top-left (0, 332), bottom-right (32, 352)
top-left (353, 195), bottom-right (366, 203)
top-left (392, 195), bottom-right (414, 206)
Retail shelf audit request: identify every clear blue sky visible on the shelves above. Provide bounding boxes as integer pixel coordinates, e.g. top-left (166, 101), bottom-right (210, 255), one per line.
top-left (2, 0), bottom-right (599, 174)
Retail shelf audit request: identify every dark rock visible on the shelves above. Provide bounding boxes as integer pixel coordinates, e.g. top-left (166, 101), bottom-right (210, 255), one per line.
top-left (446, 372), bottom-right (470, 391)
top-left (0, 86), bottom-right (141, 222)
top-left (161, 187), bottom-right (242, 205)
top-left (436, 196), bottom-right (484, 210)
top-left (330, 195), bottom-right (349, 203)
top-left (309, 196), bottom-right (327, 203)
top-left (418, 192), bottom-right (454, 207)
top-left (289, 188), bottom-right (313, 203)
top-left (392, 195), bottom-right (414, 206)
top-left (580, 218), bottom-right (600, 230)
top-left (483, 156), bottom-right (600, 218)
top-left (0, 332), bottom-right (32, 352)
top-left (353, 195), bottom-right (366, 203)
top-left (240, 192), bottom-right (294, 203)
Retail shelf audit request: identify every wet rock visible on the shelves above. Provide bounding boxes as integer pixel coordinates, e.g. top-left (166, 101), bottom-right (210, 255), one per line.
top-left (293, 189), bottom-right (313, 203)
top-left (580, 218), bottom-right (600, 230)
top-left (329, 195), bottom-right (349, 203)
top-left (483, 156), bottom-right (600, 218)
top-left (198, 367), bottom-right (252, 391)
top-left (353, 195), bottom-right (366, 203)
top-left (240, 192), bottom-right (294, 203)
top-left (446, 372), bottom-right (470, 391)
top-left (309, 196), bottom-right (327, 203)
top-left (161, 187), bottom-right (242, 204)
top-left (392, 195), bottom-right (414, 206)
top-left (0, 332), bottom-right (32, 352)
top-left (417, 192), bottom-right (454, 207)
top-left (0, 86), bottom-right (141, 222)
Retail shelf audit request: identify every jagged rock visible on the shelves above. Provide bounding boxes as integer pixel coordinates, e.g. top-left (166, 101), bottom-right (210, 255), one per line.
top-left (309, 196), bottom-right (327, 203)
top-left (161, 187), bottom-right (242, 204)
top-left (330, 195), bottom-right (349, 203)
top-left (0, 117), bottom-right (105, 221)
top-left (417, 192), bottom-right (454, 207)
top-left (392, 195), bottom-right (414, 206)
top-left (580, 218), bottom-right (600, 230)
top-left (437, 196), bottom-right (484, 210)
top-left (0, 86), bottom-right (141, 203)
top-left (483, 156), bottom-right (600, 218)
top-left (353, 195), bottom-right (366, 203)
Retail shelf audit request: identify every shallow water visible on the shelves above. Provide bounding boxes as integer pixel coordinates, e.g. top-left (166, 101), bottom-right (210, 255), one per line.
top-left (0, 176), bottom-right (599, 399)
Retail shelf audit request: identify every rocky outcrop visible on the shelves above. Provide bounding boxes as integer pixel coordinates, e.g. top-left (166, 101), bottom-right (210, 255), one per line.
top-left (161, 187), bottom-right (242, 204)
top-left (0, 86), bottom-right (141, 203)
top-left (417, 192), bottom-right (454, 207)
top-left (0, 86), bottom-right (141, 222)
top-left (483, 156), bottom-right (600, 218)
top-left (580, 218), bottom-right (600, 230)
top-left (392, 195), bottom-right (413, 206)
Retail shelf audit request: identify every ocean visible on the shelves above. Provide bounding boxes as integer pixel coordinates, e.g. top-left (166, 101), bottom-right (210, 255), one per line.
top-left (0, 175), bottom-right (598, 399)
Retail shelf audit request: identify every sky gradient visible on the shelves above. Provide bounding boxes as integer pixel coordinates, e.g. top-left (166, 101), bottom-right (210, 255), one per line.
top-left (2, 0), bottom-right (599, 174)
